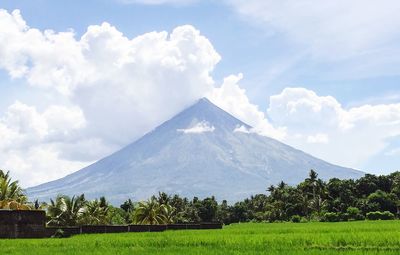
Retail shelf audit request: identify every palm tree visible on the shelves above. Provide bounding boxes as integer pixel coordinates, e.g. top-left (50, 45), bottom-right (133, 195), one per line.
top-left (47, 194), bottom-right (86, 226)
top-left (156, 192), bottom-right (170, 205)
top-left (0, 170), bottom-right (29, 210)
top-left (131, 198), bottom-right (168, 225)
top-left (81, 197), bottom-right (110, 225)
top-left (302, 170), bottom-right (326, 216)
top-left (267, 185), bottom-right (275, 194)
top-left (161, 203), bottom-right (177, 224)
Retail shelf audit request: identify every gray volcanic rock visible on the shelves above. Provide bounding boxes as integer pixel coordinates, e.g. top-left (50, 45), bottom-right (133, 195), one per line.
top-left (27, 98), bottom-right (364, 204)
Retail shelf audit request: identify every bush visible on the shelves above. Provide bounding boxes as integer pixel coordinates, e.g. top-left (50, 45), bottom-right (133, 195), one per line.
top-left (346, 207), bottom-right (359, 217)
top-left (366, 211), bottom-right (380, 220)
top-left (340, 213), bottom-right (350, 221)
top-left (366, 211), bottom-right (395, 220)
top-left (291, 215), bottom-right (301, 223)
top-left (300, 217), bottom-right (308, 223)
top-left (346, 207), bottom-right (364, 221)
top-left (381, 211), bottom-right (395, 220)
top-left (321, 212), bottom-right (340, 222)
top-left (354, 214), bottom-right (365, 221)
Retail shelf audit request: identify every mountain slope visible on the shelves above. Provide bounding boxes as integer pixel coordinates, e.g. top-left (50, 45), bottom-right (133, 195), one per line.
top-left (27, 98), bottom-right (364, 204)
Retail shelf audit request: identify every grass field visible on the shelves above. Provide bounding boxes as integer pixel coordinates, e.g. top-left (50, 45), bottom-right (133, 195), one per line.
top-left (2, 221), bottom-right (400, 254)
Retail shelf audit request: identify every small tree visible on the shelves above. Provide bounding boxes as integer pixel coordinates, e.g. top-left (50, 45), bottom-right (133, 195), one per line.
top-left (131, 198), bottom-right (168, 225)
top-left (0, 170), bottom-right (30, 210)
top-left (47, 194), bottom-right (86, 226)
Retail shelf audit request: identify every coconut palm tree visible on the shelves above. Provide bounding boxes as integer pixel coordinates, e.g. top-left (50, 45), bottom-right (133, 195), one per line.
top-left (80, 197), bottom-right (110, 225)
top-left (131, 198), bottom-right (168, 225)
top-left (47, 194), bottom-right (86, 226)
top-left (0, 170), bottom-right (29, 210)
top-left (161, 203), bottom-right (177, 224)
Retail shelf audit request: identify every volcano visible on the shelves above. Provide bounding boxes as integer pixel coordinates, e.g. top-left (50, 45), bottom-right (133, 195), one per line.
top-left (27, 98), bottom-right (363, 204)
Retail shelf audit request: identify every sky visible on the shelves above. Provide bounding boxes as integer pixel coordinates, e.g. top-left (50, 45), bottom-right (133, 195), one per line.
top-left (0, 0), bottom-right (400, 187)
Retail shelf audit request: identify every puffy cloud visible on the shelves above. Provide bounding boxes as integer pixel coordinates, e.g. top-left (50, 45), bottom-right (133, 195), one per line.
top-left (2, 145), bottom-right (89, 188)
top-left (1, 101), bottom-right (85, 148)
top-left (208, 73), bottom-right (286, 140)
top-left (0, 10), bottom-right (87, 93)
top-left (0, 9), bottom-right (221, 186)
top-left (0, 101), bottom-right (89, 187)
top-left (0, 10), bottom-right (221, 141)
top-left (233, 125), bottom-right (251, 134)
top-left (268, 88), bottom-right (343, 131)
top-left (177, 121), bottom-right (215, 134)
top-left (267, 88), bottom-right (400, 171)
top-left (73, 23), bottom-right (220, 144)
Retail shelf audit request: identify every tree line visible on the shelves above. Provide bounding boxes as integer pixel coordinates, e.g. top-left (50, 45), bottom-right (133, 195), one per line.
top-left (1, 169), bottom-right (400, 225)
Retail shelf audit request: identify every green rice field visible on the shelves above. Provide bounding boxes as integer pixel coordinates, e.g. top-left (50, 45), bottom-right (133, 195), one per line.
top-left (2, 221), bottom-right (400, 255)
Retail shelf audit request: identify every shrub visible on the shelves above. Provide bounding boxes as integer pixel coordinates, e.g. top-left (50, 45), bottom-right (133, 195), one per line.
top-left (366, 211), bottom-right (380, 220)
top-left (291, 215), bottom-right (301, 223)
top-left (346, 207), bottom-right (360, 217)
top-left (381, 211), bottom-right (395, 220)
top-left (366, 211), bottom-right (395, 220)
top-left (354, 214), bottom-right (365, 221)
top-left (340, 213), bottom-right (350, 221)
top-left (300, 217), bottom-right (308, 223)
top-left (346, 207), bottom-right (365, 221)
top-left (321, 212), bottom-right (340, 222)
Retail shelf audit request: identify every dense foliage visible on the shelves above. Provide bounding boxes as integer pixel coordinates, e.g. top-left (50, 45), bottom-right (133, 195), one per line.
top-left (2, 168), bottom-right (400, 225)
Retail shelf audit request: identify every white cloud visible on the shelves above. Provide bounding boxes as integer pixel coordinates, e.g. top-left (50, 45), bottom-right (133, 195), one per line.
top-left (267, 88), bottom-right (400, 171)
top-left (2, 145), bottom-right (89, 188)
top-left (268, 88), bottom-right (343, 131)
top-left (0, 101), bottom-right (90, 187)
top-left (208, 73), bottom-right (286, 140)
top-left (210, 82), bottom-right (400, 171)
top-left (0, 9), bottom-right (222, 186)
top-left (233, 125), bottom-right (250, 134)
top-left (177, 121), bottom-right (215, 134)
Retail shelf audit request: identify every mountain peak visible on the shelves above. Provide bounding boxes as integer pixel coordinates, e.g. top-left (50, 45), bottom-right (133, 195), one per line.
top-left (198, 97), bottom-right (212, 103)
top-left (190, 97), bottom-right (220, 111)
top-left (165, 97), bottom-right (250, 133)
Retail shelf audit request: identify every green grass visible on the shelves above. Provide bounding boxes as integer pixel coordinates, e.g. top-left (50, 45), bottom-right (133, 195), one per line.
top-left (2, 221), bottom-right (400, 254)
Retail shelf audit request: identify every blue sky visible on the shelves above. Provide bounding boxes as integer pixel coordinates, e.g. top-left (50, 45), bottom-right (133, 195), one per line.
top-left (0, 0), bottom-right (400, 186)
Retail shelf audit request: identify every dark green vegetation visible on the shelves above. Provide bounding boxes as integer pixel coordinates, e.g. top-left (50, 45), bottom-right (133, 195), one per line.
top-left (2, 221), bottom-right (400, 254)
top-left (45, 169), bottom-right (400, 225)
top-left (0, 170), bottom-right (400, 226)
top-left (2, 169), bottom-right (400, 225)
